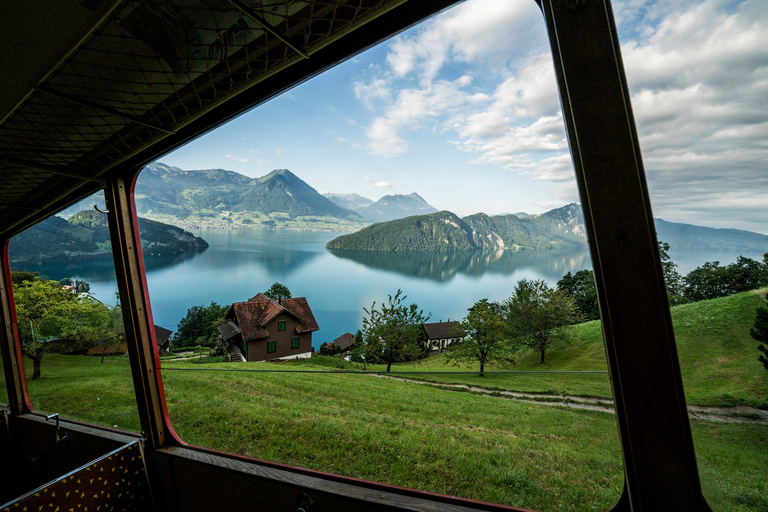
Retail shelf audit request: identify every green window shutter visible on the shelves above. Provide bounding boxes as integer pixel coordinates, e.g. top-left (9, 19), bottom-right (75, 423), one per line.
top-left (278, 321), bottom-right (286, 331)
top-left (267, 340), bottom-right (276, 353)
top-left (291, 337), bottom-right (299, 349)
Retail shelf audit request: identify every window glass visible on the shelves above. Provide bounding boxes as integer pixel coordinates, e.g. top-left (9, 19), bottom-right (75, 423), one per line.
top-left (139, 1), bottom-right (625, 510)
top-left (6, 192), bottom-right (139, 432)
top-left (613, 0), bottom-right (768, 509)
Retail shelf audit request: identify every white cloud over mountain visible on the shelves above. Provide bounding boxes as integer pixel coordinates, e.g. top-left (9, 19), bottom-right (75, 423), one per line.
top-left (353, 0), bottom-right (767, 232)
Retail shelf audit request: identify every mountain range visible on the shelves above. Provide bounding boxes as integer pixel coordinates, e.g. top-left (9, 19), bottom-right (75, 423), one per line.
top-left (327, 203), bottom-right (768, 253)
top-left (56, 163), bottom-right (767, 253)
top-left (62, 163), bottom-right (440, 230)
top-left (324, 192), bottom-right (438, 222)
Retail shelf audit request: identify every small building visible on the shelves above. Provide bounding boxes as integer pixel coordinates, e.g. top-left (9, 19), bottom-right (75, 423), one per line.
top-left (422, 321), bottom-right (462, 353)
top-left (333, 332), bottom-right (356, 353)
top-left (154, 325), bottom-right (173, 355)
top-left (218, 293), bottom-right (318, 362)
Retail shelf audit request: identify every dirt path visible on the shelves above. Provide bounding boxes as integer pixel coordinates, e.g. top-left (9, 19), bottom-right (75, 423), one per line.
top-left (372, 374), bottom-right (768, 425)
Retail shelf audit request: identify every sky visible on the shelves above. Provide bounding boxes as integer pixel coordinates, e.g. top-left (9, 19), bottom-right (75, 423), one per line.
top-left (158, 0), bottom-right (768, 234)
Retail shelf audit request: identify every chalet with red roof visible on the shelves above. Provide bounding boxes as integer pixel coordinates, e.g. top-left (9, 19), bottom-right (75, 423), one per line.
top-left (217, 293), bottom-right (318, 362)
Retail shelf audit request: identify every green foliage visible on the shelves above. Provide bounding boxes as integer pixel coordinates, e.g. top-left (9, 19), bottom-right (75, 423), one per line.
top-left (13, 278), bottom-right (122, 379)
top-left (10, 270), bottom-right (39, 285)
top-left (683, 254), bottom-right (768, 302)
top-left (504, 279), bottom-right (582, 364)
top-left (362, 290), bottom-right (430, 371)
top-left (750, 293), bottom-right (768, 371)
top-left (446, 299), bottom-right (508, 374)
top-left (264, 282), bottom-right (292, 301)
top-left (659, 241), bottom-right (684, 299)
top-left (557, 269), bottom-right (600, 320)
top-left (327, 206), bottom-right (587, 252)
top-left (173, 302), bottom-right (229, 348)
top-left (318, 342), bottom-right (341, 356)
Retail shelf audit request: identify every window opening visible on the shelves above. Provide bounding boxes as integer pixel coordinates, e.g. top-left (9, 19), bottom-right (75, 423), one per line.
top-left (137, 1), bottom-right (627, 510)
top-left (612, 0), bottom-right (768, 508)
top-left (278, 321), bottom-right (286, 331)
top-left (6, 192), bottom-right (139, 432)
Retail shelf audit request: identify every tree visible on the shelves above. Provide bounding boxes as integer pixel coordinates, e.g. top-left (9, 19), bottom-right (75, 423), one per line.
top-left (362, 290), bottom-right (430, 372)
top-left (750, 293), bottom-right (768, 372)
top-left (504, 279), bottom-right (582, 364)
top-left (682, 255), bottom-right (768, 302)
top-left (173, 302), bottom-right (229, 348)
top-left (13, 278), bottom-right (119, 379)
top-left (446, 299), bottom-right (507, 375)
top-left (264, 282), bottom-right (292, 303)
top-left (557, 269), bottom-right (600, 320)
top-left (658, 241), bottom-right (684, 301)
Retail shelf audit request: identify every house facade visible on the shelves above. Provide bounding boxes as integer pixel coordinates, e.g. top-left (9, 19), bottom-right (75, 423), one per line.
top-left (218, 293), bottom-right (318, 362)
top-left (422, 321), bottom-right (462, 353)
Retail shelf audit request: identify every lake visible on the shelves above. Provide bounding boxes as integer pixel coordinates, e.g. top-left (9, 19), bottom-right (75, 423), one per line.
top-left (21, 228), bottom-right (764, 349)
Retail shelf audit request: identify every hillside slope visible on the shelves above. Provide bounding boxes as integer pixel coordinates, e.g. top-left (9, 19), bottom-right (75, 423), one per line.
top-left (8, 210), bottom-right (208, 265)
top-left (327, 204), bottom-right (588, 251)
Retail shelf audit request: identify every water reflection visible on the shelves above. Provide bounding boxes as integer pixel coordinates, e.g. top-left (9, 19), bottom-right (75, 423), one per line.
top-left (329, 248), bottom-right (592, 283)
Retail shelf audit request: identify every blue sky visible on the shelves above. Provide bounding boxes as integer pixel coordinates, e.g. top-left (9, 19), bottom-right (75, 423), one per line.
top-left (158, 0), bottom-right (768, 234)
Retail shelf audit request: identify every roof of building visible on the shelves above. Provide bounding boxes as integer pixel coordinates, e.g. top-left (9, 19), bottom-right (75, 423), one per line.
top-left (226, 293), bottom-right (319, 342)
top-left (333, 332), bottom-right (356, 350)
top-left (217, 320), bottom-right (242, 341)
top-left (154, 325), bottom-right (173, 344)
top-left (422, 321), bottom-right (462, 341)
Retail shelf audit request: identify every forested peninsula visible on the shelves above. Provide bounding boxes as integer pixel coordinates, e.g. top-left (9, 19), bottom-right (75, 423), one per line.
top-left (9, 210), bottom-right (208, 265)
top-left (326, 205), bottom-right (588, 252)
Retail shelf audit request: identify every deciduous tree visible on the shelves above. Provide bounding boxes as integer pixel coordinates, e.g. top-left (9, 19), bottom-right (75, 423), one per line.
top-left (504, 279), bottom-right (582, 364)
top-left (557, 269), bottom-right (600, 320)
top-left (174, 302), bottom-right (228, 348)
top-left (264, 282), bottom-right (292, 303)
top-left (362, 290), bottom-right (430, 372)
top-left (13, 278), bottom-right (119, 379)
top-left (446, 299), bottom-right (507, 375)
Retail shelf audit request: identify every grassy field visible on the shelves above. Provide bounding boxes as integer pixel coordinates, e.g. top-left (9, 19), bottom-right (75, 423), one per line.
top-left (5, 289), bottom-right (768, 511)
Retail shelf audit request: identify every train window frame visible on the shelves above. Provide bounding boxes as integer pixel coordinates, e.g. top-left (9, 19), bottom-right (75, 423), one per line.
top-left (0, 0), bottom-right (718, 510)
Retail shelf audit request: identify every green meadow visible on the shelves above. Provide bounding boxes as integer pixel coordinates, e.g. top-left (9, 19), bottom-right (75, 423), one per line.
top-left (6, 289), bottom-right (767, 511)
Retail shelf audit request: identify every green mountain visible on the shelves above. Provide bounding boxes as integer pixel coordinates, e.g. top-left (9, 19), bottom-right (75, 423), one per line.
top-left (327, 202), bottom-right (768, 253)
top-left (359, 193), bottom-right (438, 222)
top-left (8, 210), bottom-right (208, 265)
top-left (326, 206), bottom-right (588, 251)
top-left (134, 163), bottom-right (364, 230)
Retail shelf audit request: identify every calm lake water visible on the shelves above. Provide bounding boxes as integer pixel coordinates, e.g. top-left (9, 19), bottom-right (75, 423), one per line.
top-left (20, 228), bottom-right (765, 349)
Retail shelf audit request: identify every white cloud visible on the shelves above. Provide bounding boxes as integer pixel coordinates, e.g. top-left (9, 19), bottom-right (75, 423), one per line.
top-left (351, 0), bottom-right (767, 231)
top-left (362, 176), bottom-right (393, 189)
top-left (224, 154), bottom-right (248, 163)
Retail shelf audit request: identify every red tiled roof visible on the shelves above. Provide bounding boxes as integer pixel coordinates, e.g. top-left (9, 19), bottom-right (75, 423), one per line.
top-left (229, 293), bottom-right (319, 342)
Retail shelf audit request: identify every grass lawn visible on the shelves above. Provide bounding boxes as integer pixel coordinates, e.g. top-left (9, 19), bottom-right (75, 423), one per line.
top-left (6, 288), bottom-right (767, 511)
